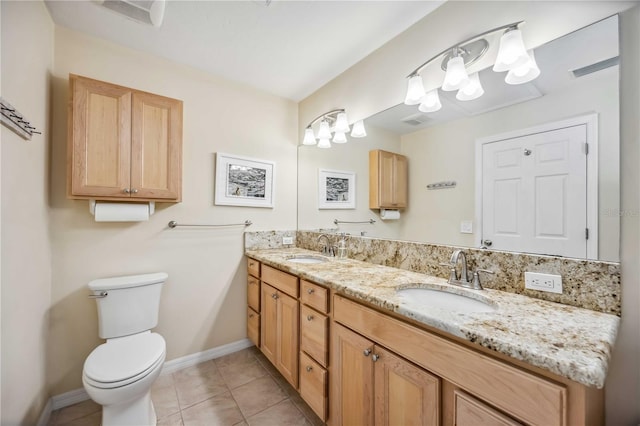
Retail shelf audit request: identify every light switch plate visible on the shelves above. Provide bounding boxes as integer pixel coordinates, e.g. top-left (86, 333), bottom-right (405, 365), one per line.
top-left (524, 272), bottom-right (563, 294)
top-left (460, 220), bottom-right (473, 234)
top-left (282, 236), bottom-right (293, 245)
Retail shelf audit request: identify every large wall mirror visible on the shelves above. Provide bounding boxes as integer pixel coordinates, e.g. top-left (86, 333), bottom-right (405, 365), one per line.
top-left (297, 15), bottom-right (620, 262)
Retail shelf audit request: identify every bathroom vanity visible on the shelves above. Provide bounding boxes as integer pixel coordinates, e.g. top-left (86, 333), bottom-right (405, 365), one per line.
top-left (245, 248), bottom-right (618, 426)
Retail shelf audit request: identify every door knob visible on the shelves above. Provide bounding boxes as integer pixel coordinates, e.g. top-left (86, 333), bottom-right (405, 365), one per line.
top-left (483, 239), bottom-right (493, 247)
top-left (123, 188), bottom-right (130, 194)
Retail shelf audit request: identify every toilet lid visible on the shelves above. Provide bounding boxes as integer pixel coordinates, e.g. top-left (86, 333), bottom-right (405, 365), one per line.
top-left (84, 333), bottom-right (165, 384)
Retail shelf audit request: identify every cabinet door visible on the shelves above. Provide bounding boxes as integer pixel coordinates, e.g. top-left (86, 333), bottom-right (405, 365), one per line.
top-left (378, 150), bottom-right (397, 207)
top-left (454, 390), bottom-right (521, 426)
top-left (260, 283), bottom-right (278, 364)
top-left (277, 291), bottom-right (299, 388)
top-left (331, 322), bottom-right (375, 426)
top-left (70, 76), bottom-right (132, 197)
top-left (392, 153), bottom-right (408, 207)
top-left (130, 92), bottom-right (182, 200)
top-left (374, 345), bottom-right (440, 426)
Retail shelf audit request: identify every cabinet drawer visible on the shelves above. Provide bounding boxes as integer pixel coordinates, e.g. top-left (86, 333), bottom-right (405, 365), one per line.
top-left (262, 265), bottom-right (298, 298)
top-left (454, 390), bottom-right (521, 426)
top-left (247, 258), bottom-right (260, 278)
top-left (300, 280), bottom-right (329, 313)
top-left (334, 295), bottom-right (566, 426)
top-left (300, 305), bottom-right (329, 367)
top-left (299, 351), bottom-right (328, 422)
top-left (247, 307), bottom-right (260, 347)
top-left (247, 276), bottom-right (260, 312)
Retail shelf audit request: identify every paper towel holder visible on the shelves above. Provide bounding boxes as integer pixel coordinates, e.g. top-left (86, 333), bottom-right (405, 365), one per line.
top-left (89, 200), bottom-right (156, 216)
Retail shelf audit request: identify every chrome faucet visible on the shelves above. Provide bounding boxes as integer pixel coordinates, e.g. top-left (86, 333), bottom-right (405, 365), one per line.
top-left (440, 249), bottom-right (493, 290)
top-left (317, 234), bottom-right (335, 257)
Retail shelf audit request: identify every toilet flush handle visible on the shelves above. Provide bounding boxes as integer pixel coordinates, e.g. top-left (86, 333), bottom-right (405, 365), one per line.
top-left (88, 291), bottom-right (108, 299)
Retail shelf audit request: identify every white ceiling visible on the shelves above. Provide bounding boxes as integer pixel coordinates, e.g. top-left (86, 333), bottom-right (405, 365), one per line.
top-left (44, 0), bottom-right (445, 101)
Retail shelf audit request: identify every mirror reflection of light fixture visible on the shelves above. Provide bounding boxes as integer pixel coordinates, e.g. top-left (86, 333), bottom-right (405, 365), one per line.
top-left (301, 109), bottom-right (366, 148)
top-left (403, 21), bottom-right (540, 112)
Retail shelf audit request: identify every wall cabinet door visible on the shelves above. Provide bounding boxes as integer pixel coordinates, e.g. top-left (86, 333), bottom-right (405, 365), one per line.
top-left (369, 149), bottom-right (408, 209)
top-left (260, 282), bottom-right (299, 389)
top-left (69, 74), bottom-right (182, 201)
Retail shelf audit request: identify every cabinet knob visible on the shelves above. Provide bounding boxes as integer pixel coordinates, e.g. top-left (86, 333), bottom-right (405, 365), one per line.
top-left (307, 288), bottom-right (315, 294)
top-left (306, 366), bottom-right (313, 372)
top-left (123, 188), bottom-right (130, 194)
top-left (372, 354), bottom-right (380, 362)
top-left (306, 315), bottom-right (314, 321)
top-left (249, 313), bottom-right (254, 318)
top-left (271, 293), bottom-right (278, 299)
top-left (131, 188), bottom-right (138, 194)
top-left (363, 349), bottom-right (372, 357)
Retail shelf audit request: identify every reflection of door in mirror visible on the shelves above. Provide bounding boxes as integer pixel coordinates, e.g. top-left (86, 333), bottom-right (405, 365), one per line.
top-left (478, 121), bottom-right (591, 259)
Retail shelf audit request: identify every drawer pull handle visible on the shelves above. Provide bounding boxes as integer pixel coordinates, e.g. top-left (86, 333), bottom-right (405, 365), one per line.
top-left (249, 313), bottom-right (254, 318)
top-left (363, 349), bottom-right (371, 357)
top-left (249, 262), bottom-right (255, 267)
top-left (306, 315), bottom-right (314, 321)
top-left (307, 288), bottom-right (315, 294)
top-left (271, 293), bottom-right (278, 299)
top-left (306, 366), bottom-right (313, 372)
top-left (372, 354), bottom-right (380, 362)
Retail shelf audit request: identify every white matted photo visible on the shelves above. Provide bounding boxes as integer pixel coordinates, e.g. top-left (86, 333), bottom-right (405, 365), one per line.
top-left (318, 169), bottom-right (355, 209)
top-left (215, 153), bottom-right (275, 208)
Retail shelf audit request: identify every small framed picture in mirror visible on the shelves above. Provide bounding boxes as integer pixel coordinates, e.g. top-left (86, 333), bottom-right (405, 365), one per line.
top-left (318, 169), bottom-right (355, 209)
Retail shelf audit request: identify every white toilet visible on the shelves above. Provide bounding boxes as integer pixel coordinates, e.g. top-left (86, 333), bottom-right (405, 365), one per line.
top-left (83, 272), bottom-right (168, 426)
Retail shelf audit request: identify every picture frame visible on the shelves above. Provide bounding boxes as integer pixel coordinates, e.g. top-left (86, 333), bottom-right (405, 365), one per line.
top-left (215, 153), bottom-right (275, 208)
top-left (318, 169), bottom-right (356, 209)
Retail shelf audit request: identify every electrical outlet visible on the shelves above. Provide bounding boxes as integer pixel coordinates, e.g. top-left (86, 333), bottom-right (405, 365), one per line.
top-left (524, 272), bottom-right (563, 294)
top-left (460, 220), bottom-right (473, 234)
top-left (282, 236), bottom-right (293, 245)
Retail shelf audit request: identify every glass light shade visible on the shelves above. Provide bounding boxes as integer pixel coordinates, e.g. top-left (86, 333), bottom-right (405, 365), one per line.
top-left (493, 28), bottom-right (530, 72)
top-left (317, 120), bottom-right (331, 139)
top-left (350, 120), bottom-right (367, 138)
top-left (317, 138), bottom-right (331, 149)
top-left (505, 50), bottom-right (541, 85)
top-left (302, 127), bottom-right (317, 145)
top-left (418, 89), bottom-right (442, 113)
top-left (332, 132), bottom-right (347, 143)
top-left (404, 75), bottom-right (426, 105)
top-left (456, 72), bottom-right (484, 101)
top-left (334, 112), bottom-right (350, 133)
top-left (441, 56), bottom-right (470, 91)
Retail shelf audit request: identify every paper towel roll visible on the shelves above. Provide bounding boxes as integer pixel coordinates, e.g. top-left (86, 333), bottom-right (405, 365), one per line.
top-left (93, 202), bottom-right (150, 222)
top-left (380, 209), bottom-right (400, 220)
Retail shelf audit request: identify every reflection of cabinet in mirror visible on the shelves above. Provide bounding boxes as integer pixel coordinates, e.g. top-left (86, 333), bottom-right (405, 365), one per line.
top-left (68, 74), bottom-right (183, 202)
top-left (369, 149), bottom-right (408, 209)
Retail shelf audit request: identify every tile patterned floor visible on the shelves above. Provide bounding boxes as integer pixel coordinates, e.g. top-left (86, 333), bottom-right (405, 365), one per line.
top-left (48, 346), bottom-right (324, 426)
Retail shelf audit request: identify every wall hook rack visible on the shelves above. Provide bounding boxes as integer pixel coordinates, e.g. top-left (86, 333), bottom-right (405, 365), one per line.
top-left (1, 97), bottom-right (41, 140)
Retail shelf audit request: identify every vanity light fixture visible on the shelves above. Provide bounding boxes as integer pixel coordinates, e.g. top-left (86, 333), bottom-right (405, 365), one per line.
top-left (403, 21), bottom-right (540, 111)
top-left (302, 109), bottom-right (366, 148)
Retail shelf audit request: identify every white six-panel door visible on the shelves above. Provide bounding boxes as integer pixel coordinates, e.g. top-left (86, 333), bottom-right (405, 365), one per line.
top-left (481, 124), bottom-right (588, 258)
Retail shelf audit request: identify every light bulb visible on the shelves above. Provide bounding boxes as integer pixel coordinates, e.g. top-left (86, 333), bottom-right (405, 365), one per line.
top-left (505, 50), bottom-right (541, 85)
top-left (302, 127), bottom-right (317, 145)
top-left (404, 75), bottom-right (426, 105)
top-left (317, 120), bottom-right (331, 139)
top-left (317, 138), bottom-right (331, 149)
top-left (350, 120), bottom-right (367, 138)
top-left (332, 132), bottom-right (347, 143)
top-left (493, 28), bottom-right (530, 72)
top-left (418, 89), bottom-right (442, 113)
top-left (456, 72), bottom-right (484, 101)
top-left (442, 56), bottom-right (470, 91)
top-left (334, 112), bottom-right (350, 133)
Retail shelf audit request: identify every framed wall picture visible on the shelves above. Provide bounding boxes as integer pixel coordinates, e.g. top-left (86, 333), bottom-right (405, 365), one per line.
top-left (318, 169), bottom-right (355, 209)
top-left (215, 153), bottom-right (275, 208)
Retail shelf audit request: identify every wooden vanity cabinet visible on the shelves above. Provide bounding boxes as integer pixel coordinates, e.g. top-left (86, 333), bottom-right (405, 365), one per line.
top-left (369, 149), bottom-right (408, 209)
top-left (260, 266), bottom-right (299, 388)
top-left (68, 74), bottom-right (182, 201)
top-left (331, 322), bottom-right (440, 426)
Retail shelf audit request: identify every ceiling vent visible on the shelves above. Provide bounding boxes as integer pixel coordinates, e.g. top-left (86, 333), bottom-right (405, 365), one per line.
top-left (571, 56), bottom-right (619, 78)
top-left (101, 0), bottom-right (166, 27)
top-left (401, 113), bottom-right (431, 126)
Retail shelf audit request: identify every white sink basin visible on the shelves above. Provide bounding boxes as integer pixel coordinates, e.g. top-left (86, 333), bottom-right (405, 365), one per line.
top-left (396, 288), bottom-right (496, 313)
top-left (286, 255), bottom-right (329, 264)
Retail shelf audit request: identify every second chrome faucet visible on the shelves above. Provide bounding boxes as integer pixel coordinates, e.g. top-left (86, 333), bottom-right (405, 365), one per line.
top-left (441, 249), bottom-right (493, 290)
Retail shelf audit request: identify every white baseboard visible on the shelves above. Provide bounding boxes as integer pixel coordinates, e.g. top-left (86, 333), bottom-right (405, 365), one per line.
top-left (45, 338), bottom-right (254, 414)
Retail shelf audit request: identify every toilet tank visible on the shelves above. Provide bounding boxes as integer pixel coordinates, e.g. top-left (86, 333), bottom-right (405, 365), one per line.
top-left (89, 272), bottom-right (167, 339)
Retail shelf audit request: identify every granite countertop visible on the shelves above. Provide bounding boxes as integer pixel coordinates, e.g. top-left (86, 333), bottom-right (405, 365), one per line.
top-left (245, 247), bottom-right (619, 389)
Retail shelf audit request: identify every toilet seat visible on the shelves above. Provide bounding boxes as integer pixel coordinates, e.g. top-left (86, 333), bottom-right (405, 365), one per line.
top-left (84, 333), bottom-right (165, 389)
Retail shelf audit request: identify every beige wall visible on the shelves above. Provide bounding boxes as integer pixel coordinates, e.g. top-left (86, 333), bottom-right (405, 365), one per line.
top-left (300, 1), bottom-right (639, 424)
top-left (297, 126), bottom-right (402, 239)
top-left (48, 27), bottom-right (298, 395)
top-left (1, 1), bottom-right (54, 424)
top-left (399, 68), bottom-right (619, 261)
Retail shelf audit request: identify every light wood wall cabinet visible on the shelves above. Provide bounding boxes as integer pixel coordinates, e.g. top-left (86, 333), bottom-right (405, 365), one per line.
top-left (68, 74), bottom-right (183, 202)
top-left (260, 266), bottom-right (299, 388)
top-left (369, 149), bottom-right (408, 209)
top-left (331, 322), bottom-right (440, 426)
